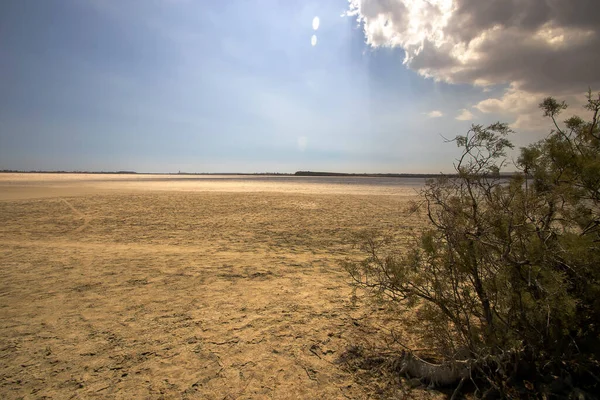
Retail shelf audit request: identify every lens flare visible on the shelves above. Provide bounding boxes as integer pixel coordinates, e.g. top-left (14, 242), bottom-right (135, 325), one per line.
top-left (312, 16), bottom-right (320, 30)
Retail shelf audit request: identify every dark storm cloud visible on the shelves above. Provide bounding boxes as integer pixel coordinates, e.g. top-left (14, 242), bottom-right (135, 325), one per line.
top-left (348, 0), bottom-right (600, 92)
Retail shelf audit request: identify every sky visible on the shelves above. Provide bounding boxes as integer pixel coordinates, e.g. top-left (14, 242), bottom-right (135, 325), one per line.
top-left (1, 0), bottom-right (598, 173)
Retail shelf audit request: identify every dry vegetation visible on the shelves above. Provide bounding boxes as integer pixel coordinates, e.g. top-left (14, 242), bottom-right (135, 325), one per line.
top-left (0, 174), bottom-right (439, 399)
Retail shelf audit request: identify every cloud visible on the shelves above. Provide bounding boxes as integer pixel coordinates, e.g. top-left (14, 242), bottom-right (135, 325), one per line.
top-left (474, 84), bottom-right (589, 131)
top-left (455, 108), bottom-right (474, 121)
top-left (346, 0), bottom-right (600, 130)
top-left (311, 35), bottom-right (317, 46)
top-left (426, 110), bottom-right (443, 118)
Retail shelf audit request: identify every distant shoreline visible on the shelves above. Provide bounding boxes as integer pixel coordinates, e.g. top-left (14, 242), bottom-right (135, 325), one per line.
top-left (0, 170), bottom-right (446, 178)
top-left (0, 170), bottom-right (291, 176)
top-left (1, 170), bottom-right (523, 179)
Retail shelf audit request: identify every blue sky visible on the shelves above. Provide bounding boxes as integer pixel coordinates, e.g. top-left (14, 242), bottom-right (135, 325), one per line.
top-left (1, 0), bottom-right (596, 173)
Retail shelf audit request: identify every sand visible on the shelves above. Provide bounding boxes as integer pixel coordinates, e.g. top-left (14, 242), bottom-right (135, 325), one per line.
top-left (0, 174), bottom-right (436, 399)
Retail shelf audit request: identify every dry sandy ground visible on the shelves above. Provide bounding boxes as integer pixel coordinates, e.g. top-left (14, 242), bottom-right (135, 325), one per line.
top-left (0, 174), bottom-right (439, 399)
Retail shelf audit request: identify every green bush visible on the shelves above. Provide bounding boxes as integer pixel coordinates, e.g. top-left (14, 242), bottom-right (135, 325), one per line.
top-left (344, 90), bottom-right (600, 397)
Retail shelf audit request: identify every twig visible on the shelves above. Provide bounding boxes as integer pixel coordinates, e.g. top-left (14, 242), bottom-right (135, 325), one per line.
top-left (303, 366), bottom-right (318, 381)
top-left (309, 344), bottom-right (322, 359)
top-left (450, 377), bottom-right (466, 400)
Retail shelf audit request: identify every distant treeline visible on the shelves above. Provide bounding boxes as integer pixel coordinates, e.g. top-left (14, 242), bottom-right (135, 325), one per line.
top-left (294, 171), bottom-right (448, 178)
top-left (294, 171), bottom-right (526, 178)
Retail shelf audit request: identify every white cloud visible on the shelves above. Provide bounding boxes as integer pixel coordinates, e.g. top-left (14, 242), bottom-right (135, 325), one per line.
top-left (426, 110), bottom-right (443, 118)
top-left (346, 0), bottom-right (600, 130)
top-left (311, 35), bottom-right (317, 46)
top-left (474, 84), bottom-right (591, 131)
top-left (455, 108), bottom-right (474, 121)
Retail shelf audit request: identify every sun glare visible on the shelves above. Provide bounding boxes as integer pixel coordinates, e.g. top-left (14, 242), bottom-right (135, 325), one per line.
top-left (312, 16), bottom-right (320, 31)
top-left (311, 35), bottom-right (317, 46)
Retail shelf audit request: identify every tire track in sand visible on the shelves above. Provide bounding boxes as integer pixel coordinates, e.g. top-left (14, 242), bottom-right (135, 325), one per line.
top-left (60, 198), bottom-right (91, 232)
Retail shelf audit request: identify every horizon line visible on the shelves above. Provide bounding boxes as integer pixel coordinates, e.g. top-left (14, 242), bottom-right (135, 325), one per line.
top-left (0, 169), bottom-right (521, 178)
